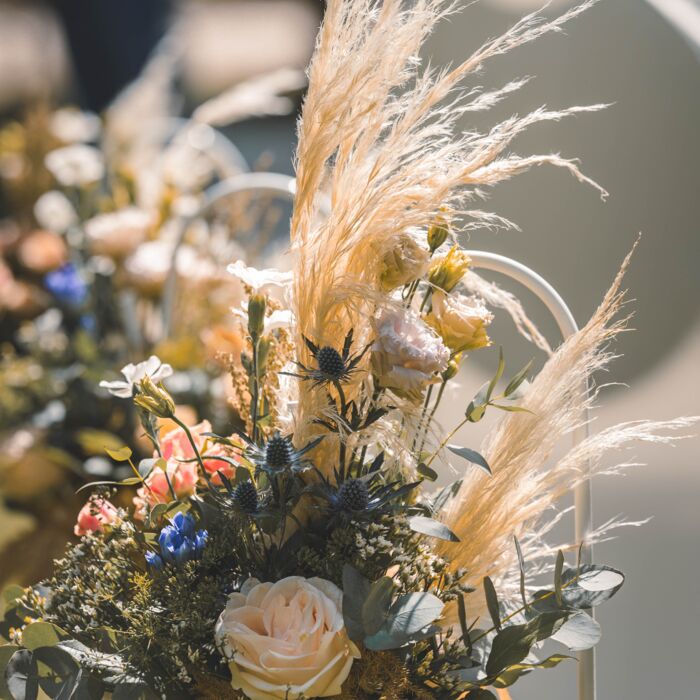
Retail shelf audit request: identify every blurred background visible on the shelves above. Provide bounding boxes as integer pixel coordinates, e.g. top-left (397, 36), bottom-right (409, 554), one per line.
top-left (0, 0), bottom-right (698, 697)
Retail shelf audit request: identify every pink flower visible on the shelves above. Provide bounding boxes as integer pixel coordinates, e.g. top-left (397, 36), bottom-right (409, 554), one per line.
top-left (161, 420), bottom-right (245, 486)
top-left (133, 461), bottom-right (199, 520)
top-left (74, 497), bottom-right (119, 536)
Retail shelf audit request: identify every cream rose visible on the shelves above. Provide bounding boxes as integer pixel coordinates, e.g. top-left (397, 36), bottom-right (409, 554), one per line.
top-left (372, 307), bottom-right (449, 396)
top-left (215, 576), bottom-right (360, 700)
top-left (425, 290), bottom-right (493, 351)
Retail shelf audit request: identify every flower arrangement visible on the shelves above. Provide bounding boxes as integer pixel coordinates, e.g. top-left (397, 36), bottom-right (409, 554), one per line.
top-left (0, 1), bottom-right (696, 699)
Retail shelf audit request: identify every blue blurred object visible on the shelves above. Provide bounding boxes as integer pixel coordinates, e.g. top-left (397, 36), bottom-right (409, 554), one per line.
top-left (155, 512), bottom-right (208, 568)
top-left (44, 263), bottom-right (88, 306)
top-left (48, 0), bottom-right (172, 111)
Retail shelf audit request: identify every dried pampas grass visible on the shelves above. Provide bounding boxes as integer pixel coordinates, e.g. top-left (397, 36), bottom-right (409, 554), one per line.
top-left (290, 0), bottom-right (607, 443)
top-left (438, 247), bottom-right (698, 602)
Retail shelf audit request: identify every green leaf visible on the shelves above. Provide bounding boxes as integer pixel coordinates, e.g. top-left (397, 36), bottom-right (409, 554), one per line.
top-left (364, 593), bottom-right (444, 650)
top-left (483, 576), bottom-right (501, 631)
top-left (408, 516), bottom-right (460, 542)
top-left (493, 653), bottom-right (572, 688)
top-left (6, 649), bottom-right (38, 700)
top-left (0, 644), bottom-right (20, 699)
top-left (487, 348), bottom-right (505, 401)
top-left (485, 611), bottom-right (568, 675)
top-left (362, 577), bottom-right (394, 636)
top-left (342, 566), bottom-right (371, 643)
top-left (429, 478), bottom-right (463, 515)
top-left (457, 595), bottom-right (471, 654)
top-left (504, 360), bottom-right (533, 397)
top-left (104, 446), bottom-right (132, 462)
top-left (447, 446), bottom-right (491, 475)
top-left (417, 463), bottom-right (438, 481)
top-left (513, 536), bottom-right (529, 612)
top-left (2, 585), bottom-right (24, 607)
top-left (21, 622), bottom-right (64, 651)
top-left (551, 612), bottom-right (601, 651)
top-left (554, 550), bottom-right (565, 606)
top-left (560, 565), bottom-right (625, 609)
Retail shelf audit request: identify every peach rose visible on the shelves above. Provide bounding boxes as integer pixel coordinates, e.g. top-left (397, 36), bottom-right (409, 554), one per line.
top-left (74, 497), bottom-right (119, 536)
top-left (215, 577), bottom-right (360, 700)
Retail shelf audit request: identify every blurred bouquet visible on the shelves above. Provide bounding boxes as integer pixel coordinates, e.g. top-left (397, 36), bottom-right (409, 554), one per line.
top-left (0, 2), bottom-right (695, 699)
top-left (0, 58), bottom-right (306, 582)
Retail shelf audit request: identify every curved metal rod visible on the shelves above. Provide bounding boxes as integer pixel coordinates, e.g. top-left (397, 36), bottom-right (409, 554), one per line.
top-left (466, 250), bottom-right (595, 700)
top-left (161, 172), bottom-right (312, 336)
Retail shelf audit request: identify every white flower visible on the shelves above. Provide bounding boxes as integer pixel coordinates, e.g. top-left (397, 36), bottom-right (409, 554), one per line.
top-left (99, 355), bottom-right (173, 398)
top-left (50, 108), bottom-right (101, 144)
top-left (33, 191), bottom-right (77, 233)
top-left (215, 576), bottom-right (360, 700)
top-left (85, 207), bottom-right (154, 258)
top-left (45, 145), bottom-right (105, 187)
top-left (372, 307), bottom-right (449, 395)
top-left (227, 260), bottom-right (293, 291)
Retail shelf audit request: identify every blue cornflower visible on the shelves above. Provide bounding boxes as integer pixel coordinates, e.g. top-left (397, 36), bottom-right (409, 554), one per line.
top-left (145, 550), bottom-right (164, 572)
top-left (150, 512), bottom-right (208, 569)
top-left (44, 263), bottom-right (88, 306)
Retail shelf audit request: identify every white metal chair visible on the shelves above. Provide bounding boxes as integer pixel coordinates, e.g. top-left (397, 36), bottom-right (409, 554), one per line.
top-left (163, 173), bottom-right (596, 700)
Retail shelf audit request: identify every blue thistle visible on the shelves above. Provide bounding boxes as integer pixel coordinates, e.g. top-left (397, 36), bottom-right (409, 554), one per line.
top-left (148, 512), bottom-right (208, 570)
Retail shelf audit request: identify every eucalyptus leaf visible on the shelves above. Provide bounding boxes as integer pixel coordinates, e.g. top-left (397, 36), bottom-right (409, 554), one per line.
top-left (551, 612), bottom-right (601, 651)
top-left (0, 644), bottom-right (20, 699)
top-left (483, 576), bottom-right (501, 631)
top-left (417, 463), bottom-right (438, 481)
top-left (362, 577), bottom-right (394, 636)
top-left (21, 622), bottom-right (64, 651)
top-left (429, 478), bottom-right (463, 515)
top-left (560, 565), bottom-right (625, 609)
top-left (487, 348), bottom-right (505, 400)
top-left (493, 653), bottom-right (571, 688)
top-left (104, 446), bottom-right (133, 462)
top-left (408, 515), bottom-right (460, 542)
top-left (554, 550), bottom-right (565, 606)
top-left (6, 649), bottom-right (38, 700)
top-left (342, 566), bottom-right (371, 643)
top-left (447, 446), bottom-right (491, 475)
top-left (504, 360), bottom-right (533, 397)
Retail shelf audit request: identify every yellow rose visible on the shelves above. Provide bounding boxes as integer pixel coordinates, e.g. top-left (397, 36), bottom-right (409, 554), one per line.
top-left (428, 246), bottom-right (470, 292)
top-left (425, 290), bottom-right (493, 352)
top-left (215, 576), bottom-right (360, 700)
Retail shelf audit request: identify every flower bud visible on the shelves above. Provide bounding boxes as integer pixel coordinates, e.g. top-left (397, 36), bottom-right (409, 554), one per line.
top-left (427, 215), bottom-right (449, 253)
top-left (134, 376), bottom-right (175, 418)
top-left (247, 294), bottom-right (267, 338)
top-left (428, 246), bottom-right (470, 292)
top-left (442, 354), bottom-right (462, 381)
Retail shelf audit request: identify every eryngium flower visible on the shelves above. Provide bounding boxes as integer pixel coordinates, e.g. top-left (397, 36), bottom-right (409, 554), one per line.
top-left (336, 478), bottom-right (369, 511)
top-left (246, 433), bottom-right (322, 474)
top-left (154, 512), bottom-right (208, 568)
top-left (233, 481), bottom-right (259, 513)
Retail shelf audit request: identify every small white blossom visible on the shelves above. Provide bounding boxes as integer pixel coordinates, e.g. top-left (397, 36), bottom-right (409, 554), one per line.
top-left (33, 190), bottom-right (77, 232)
top-left (227, 259), bottom-right (292, 291)
top-left (50, 108), bottom-right (101, 144)
top-left (99, 355), bottom-right (173, 398)
top-left (45, 145), bottom-right (104, 187)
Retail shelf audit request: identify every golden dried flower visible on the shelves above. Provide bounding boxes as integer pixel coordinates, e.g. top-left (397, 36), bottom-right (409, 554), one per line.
top-left (428, 246), bottom-right (470, 292)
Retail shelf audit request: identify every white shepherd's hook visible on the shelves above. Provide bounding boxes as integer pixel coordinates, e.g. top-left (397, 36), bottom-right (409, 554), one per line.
top-left (466, 250), bottom-right (595, 700)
